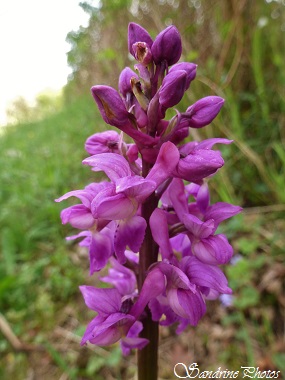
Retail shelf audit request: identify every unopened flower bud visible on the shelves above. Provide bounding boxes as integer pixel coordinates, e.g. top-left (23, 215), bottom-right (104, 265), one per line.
top-left (151, 25), bottom-right (182, 66)
top-left (118, 67), bottom-right (138, 97)
top-left (185, 96), bottom-right (225, 128)
top-left (169, 62), bottom-right (197, 90)
top-left (128, 22), bottom-right (153, 58)
top-left (91, 85), bottom-right (130, 128)
top-left (159, 70), bottom-right (187, 109)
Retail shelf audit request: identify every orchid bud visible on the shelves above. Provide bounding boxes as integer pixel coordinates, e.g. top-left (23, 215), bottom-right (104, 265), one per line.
top-left (118, 67), bottom-right (138, 97)
top-left (91, 85), bottom-right (130, 127)
top-left (151, 25), bottom-right (182, 66)
top-left (128, 22), bottom-right (153, 58)
top-left (173, 149), bottom-right (224, 183)
top-left (159, 70), bottom-right (187, 109)
top-left (169, 62), bottom-right (197, 90)
top-left (132, 42), bottom-right (153, 65)
top-left (185, 96), bottom-right (225, 128)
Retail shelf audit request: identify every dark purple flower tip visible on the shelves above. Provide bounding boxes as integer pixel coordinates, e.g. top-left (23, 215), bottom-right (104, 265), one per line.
top-left (169, 62), bottom-right (197, 90)
top-left (132, 42), bottom-right (153, 65)
top-left (159, 70), bottom-right (187, 109)
top-left (185, 96), bottom-right (225, 128)
top-left (91, 85), bottom-right (130, 127)
top-left (151, 25), bottom-right (182, 66)
top-left (118, 67), bottom-right (138, 97)
top-left (128, 23), bottom-right (153, 57)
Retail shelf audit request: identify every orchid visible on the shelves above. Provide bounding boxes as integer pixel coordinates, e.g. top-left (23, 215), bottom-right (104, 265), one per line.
top-left (56, 22), bottom-right (241, 380)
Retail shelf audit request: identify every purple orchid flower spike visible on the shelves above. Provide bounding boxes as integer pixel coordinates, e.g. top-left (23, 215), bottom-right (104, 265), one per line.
top-left (56, 22), bottom-right (242, 373)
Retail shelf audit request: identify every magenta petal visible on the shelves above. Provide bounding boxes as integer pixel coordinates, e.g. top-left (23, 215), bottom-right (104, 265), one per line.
top-left (169, 62), bottom-right (197, 90)
top-left (174, 149), bottom-right (224, 182)
top-left (55, 189), bottom-right (92, 208)
top-left (100, 257), bottom-right (137, 296)
top-left (128, 22), bottom-right (153, 57)
top-left (159, 70), bottom-right (187, 109)
top-left (91, 85), bottom-right (130, 128)
top-left (168, 178), bottom-right (189, 221)
top-left (195, 138), bottom-right (233, 150)
top-left (85, 131), bottom-right (120, 155)
top-left (60, 205), bottom-right (95, 229)
top-left (192, 234), bottom-right (233, 265)
top-left (176, 289), bottom-right (206, 325)
top-left (121, 336), bottom-right (149, 356)
top-left (83, 153), bottom-right (131, 181)
top-left (82, 313), bottom-right (135, 346)
top-left (114, 216), bottom-right (147, 263)
top-left (157, 262), bottom-right (195, 291)
top-left (151, 25), bottom-right (182, 66)
top-left (121, 321), bottom-right (149, 355)
top-left (182, 213), bottom-right (215, 238)
top-left (89, 229), bottom-right (113, 274)
top-left (147, 142), bottom-right (180, 187)
top-left (93, 193), bottom-right (137, 220)
top-left (204, 202), bottom-right (242, 227)
top-left (131, 268), bottom-right (165, 319)
top-left (182, 256), bottom-right (232, 295)
top-left (150, 208), bottom-right (173, 260)
top-left (186, 96), bottom-right (225, 128)
top-left (115, 176), bottom-right (156, 202)
top-left (196, 183), bottom-right (210, 214)
top-left (79, 286), bottom-right (121, 315)
top-left (119, 67), bottom-right (138, 97)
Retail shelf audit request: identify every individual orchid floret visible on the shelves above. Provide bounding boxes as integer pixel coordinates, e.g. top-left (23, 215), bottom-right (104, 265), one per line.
top-left (172, 138), bottom-right (232, 183)
top-left (79, 286), bottom-right (136, 346)
top-left (169, 62), bottom-right (197, 91)
top-left (80, 268), bottom-right (165, 351)
top-left (85, 130), bottom-right (121, 155)
top-left (128, 22), bottom-right (153, 58)
top-left (151, 261), bottom-right (206, 326)
top-left (182, 96), bottom-right (225, 128)
top-left (151, 25), bottom-right (182, 66)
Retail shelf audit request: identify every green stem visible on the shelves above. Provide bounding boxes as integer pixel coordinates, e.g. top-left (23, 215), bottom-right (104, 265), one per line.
top-left (137, 161), bottom-right (159, 380)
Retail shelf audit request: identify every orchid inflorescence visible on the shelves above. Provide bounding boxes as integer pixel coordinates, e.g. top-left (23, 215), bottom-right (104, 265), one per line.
top-left (56, 22), bottom-right (241, 356)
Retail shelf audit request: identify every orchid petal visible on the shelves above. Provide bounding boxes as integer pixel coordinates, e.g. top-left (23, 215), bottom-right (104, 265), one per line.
top-left (192, 234), bottom-right (233, 265)
top-left (150, 208), bottom-right (173, 260)
top-left (147, 142), bottom-right (180, 187)
top-left (114, 216), bottom-right (147, 263)
top-left (79, 286), bottom-right (121, 315)
top-left (83, 153), bottom-right (131, 181)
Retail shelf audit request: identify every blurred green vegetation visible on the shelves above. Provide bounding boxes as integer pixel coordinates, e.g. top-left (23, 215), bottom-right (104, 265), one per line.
top-left (0, 0), bottom-right (284, 379)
